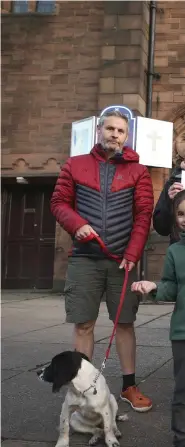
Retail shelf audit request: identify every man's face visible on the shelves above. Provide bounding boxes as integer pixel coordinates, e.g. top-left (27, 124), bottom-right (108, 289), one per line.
top-left (97, 116), bottom-right (128, 154)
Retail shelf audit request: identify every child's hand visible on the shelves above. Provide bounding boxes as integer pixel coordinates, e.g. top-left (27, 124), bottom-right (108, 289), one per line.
top-left (168, 182), bottom-right (184, 200)
top-left (131, 281), bottom-right (157, 294)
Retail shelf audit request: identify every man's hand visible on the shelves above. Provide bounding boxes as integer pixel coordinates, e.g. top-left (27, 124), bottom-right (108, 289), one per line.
top-left (168, 182), bottom-right (183, 200)
top-left (131, 281), bottom-right (157, 294)
top-left (75, 224), bottom-right (98, 240)
top-left (119, 258), bottom-right (135, 271)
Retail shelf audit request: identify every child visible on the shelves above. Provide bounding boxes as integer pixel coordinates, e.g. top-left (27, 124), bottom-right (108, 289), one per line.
top-left (131, 189), bottom-right (185, 447)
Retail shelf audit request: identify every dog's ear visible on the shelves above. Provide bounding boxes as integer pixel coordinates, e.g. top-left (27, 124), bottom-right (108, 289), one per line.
top-left (79, 352), bottom-right (90, 363)
top-left (52, 361), bottom-right (69, 393)
top-left (51, 351), bottom-right (85, 393)
top-left (52, 371), bottom-right (63, 393)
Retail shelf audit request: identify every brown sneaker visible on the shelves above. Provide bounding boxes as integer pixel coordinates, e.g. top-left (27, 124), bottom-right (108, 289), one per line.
top-left (120, 386), bottom-right (152, 412)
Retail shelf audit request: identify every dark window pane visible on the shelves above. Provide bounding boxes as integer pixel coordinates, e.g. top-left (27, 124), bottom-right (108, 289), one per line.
top-left (13, 0), bottom-right (28, 13)
top-left (36, 0), bottom-right (55, 14)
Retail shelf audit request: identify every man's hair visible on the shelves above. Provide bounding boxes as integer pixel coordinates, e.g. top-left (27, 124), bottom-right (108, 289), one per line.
top-left (98, 110), bottom-right (129, 128)
top-left (172, 189), bottom-right (185, 240)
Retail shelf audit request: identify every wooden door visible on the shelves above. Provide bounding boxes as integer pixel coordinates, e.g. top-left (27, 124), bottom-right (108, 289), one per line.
top-left (2, 185), bottom-right (56, 289)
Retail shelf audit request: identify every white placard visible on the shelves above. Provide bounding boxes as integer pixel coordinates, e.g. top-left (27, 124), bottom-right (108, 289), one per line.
top-left (135, 117), bottom-right (173, 168)
top-left (70, 117), bottom-right (97, 157)
top-left (95, 117), bottom-right (100, 143)
top-left (181, 170), bottom-right (185, 188)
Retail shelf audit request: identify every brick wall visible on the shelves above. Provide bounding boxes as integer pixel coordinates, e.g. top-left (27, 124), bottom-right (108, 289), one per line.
top-left (98, 1), bottom-right (149, 115)
top-left (153, 1), bottom-right (185, 122)
top-left (2, 1), bottom-right (104, 170)
top-left (151, 1), bottom-right (185, 205)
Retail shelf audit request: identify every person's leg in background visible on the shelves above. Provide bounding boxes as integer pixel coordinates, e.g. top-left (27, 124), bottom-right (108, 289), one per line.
top-left (64, 257), bottom-right (106, 360)
top-left (106, 260), bottom-right (152, 412)
top-left (172, 340), bottom-right (185, 447)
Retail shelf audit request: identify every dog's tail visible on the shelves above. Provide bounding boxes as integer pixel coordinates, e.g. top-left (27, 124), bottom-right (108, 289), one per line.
top-left (116, 414), bottom-right (129, 422)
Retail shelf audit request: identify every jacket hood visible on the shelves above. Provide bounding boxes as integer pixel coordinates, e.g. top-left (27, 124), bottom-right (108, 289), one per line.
top-left (91, 144), bottom-right (139, 163)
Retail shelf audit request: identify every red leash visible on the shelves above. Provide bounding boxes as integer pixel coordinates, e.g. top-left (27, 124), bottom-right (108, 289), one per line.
top-left (81, 233), bottom-right (129, 366)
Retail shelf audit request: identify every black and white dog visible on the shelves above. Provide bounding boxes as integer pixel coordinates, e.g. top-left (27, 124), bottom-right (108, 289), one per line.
top-left (37, 351), bottom-right (128, 447)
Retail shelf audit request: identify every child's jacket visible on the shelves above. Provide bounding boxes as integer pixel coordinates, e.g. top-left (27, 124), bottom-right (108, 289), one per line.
top-left (152, 232), bottom-right (185, 340)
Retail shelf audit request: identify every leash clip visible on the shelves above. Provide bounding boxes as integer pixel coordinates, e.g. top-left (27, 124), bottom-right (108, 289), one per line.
top-left (100, 358), bottom-right (106, 373)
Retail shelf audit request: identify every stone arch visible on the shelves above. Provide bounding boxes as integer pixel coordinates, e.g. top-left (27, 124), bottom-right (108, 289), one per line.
top-left (42, 158), bottom-right (61, 172)
top-left (12, 158), bottom-right (29, 170)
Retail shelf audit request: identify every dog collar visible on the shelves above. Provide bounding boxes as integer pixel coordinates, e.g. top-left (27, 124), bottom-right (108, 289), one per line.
top-left (82, 384), bottom-right (97, 396)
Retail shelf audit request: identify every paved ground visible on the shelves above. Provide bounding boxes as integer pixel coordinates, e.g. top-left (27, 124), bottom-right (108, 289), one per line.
top-left (1, 291), bottom-right (174, 447)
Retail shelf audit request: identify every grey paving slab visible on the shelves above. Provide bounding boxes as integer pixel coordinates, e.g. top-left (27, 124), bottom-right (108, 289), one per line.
top-left (142, 316), bottom-right (172, 329)
top-left (1, 369), bottom-right (64, 442)
top-left (93, 344), bottom-right (172, 378)
top-left (1, 341), bottom-right (72, 370)
top-left (1, 369), bottom-right (25, 381)
top-left (135, 327), bottom-right (171, 347)
top-left (2, 442), bottom-right (53, 447)
top-left (136, 303), bottom-right (173, 315)
top-left (97, 327), bottom-right (171, 347)
top-left (4, 324), bottom-right (113, 344)
top-left (2, 321), bottom-right (63, 340)
top-left (151, 358), bottom-right (173, 379)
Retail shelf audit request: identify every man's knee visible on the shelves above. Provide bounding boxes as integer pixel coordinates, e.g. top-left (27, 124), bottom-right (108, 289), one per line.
top-left (75, 320), bottom-right (96, 336)
top-left (117, 323), bottom-right (134, 332)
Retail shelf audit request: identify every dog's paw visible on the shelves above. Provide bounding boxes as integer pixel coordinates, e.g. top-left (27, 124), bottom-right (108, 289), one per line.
top-left (114, 428), bottom-right (121, 438)
top-left (105, 435), bottom-right (120, 447)
top-left (55, 440), bottom-right (69, 447)
top-left (89, 430), bottom-right (103, 446)
top-left (89, 435), bottom-right (101, 446)
top-left (116, 413), bottom-right (129, 422)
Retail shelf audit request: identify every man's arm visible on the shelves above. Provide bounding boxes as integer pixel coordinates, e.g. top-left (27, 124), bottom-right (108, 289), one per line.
top-left (124, 167), bottom-right (154, 263)
top-left (51, 159), bottom-right (88, 235)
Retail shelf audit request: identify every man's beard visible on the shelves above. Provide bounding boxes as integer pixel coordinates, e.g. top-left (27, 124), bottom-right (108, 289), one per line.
top-left (100, 141), bottom-right (123, 153)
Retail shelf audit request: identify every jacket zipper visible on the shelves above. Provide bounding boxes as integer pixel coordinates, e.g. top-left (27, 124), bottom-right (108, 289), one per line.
top-left (102, 163), bottom-right (108, 240)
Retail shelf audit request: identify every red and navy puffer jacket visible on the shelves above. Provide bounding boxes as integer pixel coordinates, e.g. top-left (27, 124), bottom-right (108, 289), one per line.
top-left (51, 145), bottom-right (154, 263)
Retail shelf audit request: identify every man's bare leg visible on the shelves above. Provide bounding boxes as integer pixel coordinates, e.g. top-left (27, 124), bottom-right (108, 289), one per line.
top-left (74, 320), bottom-right (96, 360)
top-left (116, 323), bottom-right (136, 374)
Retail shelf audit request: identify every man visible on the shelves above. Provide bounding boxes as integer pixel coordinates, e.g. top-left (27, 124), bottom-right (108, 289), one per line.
top-left (51, 110), bottom-right (154, 412)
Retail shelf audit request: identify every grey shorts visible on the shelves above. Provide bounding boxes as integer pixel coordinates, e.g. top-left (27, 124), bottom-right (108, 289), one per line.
top-left (64, 257), bottom-right (140, 325)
